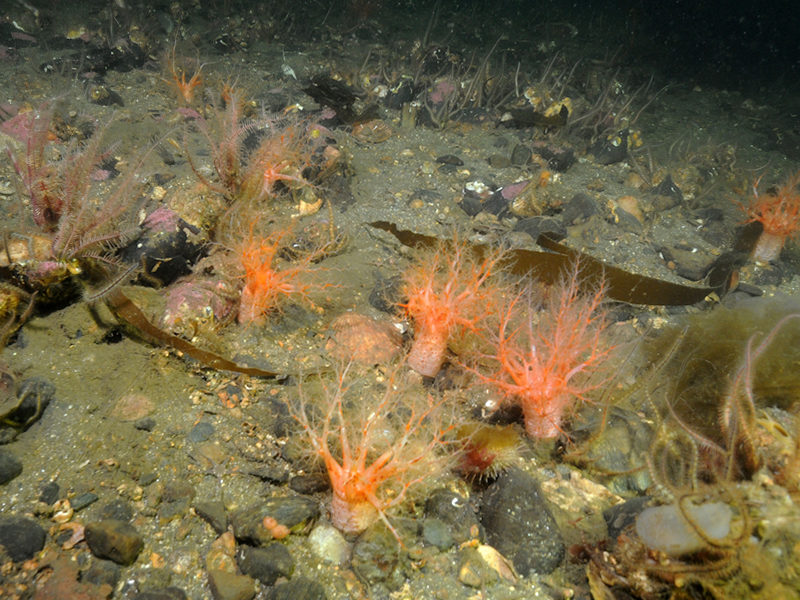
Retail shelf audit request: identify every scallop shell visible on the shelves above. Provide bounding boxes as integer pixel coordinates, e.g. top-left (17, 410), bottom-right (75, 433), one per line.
top-left (352, 119), bottom-right (392, 144)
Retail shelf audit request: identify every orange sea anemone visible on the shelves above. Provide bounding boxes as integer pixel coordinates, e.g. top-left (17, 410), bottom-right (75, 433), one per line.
top-left (742, 171), bottom-right (800, 263)
top-left (473, 265), bottom-right (615, 439)
top-left (236, 227), bottom-right (326, 324)
top-left (401, 238), bottom-right (508, 377)
top-left (292, 364), bottom-right (453, 540)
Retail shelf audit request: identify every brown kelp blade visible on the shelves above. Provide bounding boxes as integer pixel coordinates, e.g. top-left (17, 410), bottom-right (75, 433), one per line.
top-left (532, 234), bottom-right (717, 305)
top-left (369, 221), bottom-right (717, 305)
top-left (106, 290), bottom-right (280, 378)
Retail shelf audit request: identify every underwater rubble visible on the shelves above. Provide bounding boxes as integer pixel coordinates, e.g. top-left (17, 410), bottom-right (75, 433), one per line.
top-left (0, 1), bottom-right (798, 599)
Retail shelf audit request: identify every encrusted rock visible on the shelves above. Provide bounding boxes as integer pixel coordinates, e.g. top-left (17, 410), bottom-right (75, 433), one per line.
top-left (206, 532), bottom-right (238, 573)
top-left (231, 496), bottom-right (318, 546)
top-left (324, 312), bottom-right (403, 365)
top-left (350, 522), bottom-right (403, 586)
top-left (28, 556), bottom-right (113, 599)
top-left (457, 547), bottom-right (497, 588)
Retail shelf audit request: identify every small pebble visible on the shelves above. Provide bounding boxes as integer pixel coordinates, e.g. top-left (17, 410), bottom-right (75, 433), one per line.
top-left (487, 154), bottom-right (511, 168)
top-left (510, 144), bottom-right (532, 166)
top-left (288, 473), bottom-right (328, 495)
top-left (189, 421), bottom-right (215, 442)
top-left (422, 518), bottom-right (454, 550)
top-left (94, 498), bottom-right (132, 521)
top-left (162, 481), bottom-right (196, 503)
top-left (307, 523), bottom-right (350, 565)
top-left (268, 577), bottom-right (327, 600)
top-left (324, 313), bottom-right (403, 365)
top-left (195, 500), bottom-right (229, 534)
top-left (436, 154), bottom-right (463, 166)
top-left (82, 558), bottom-right (121, 589)
top-left (135, 417), bottom-right (156, 431)
top-left (238, 542), bottom-right (295, 585)
top-left (151, 185), bottom-right (167, 201)
top-left (207, 569), bottom-right (255, 600)
top-left (424, 489), bottom-right (480, 545)
top-left (351, 523), bottom-right (401, 584)
top-left (130, 588), bottom-right (187, 600)
top-left (39, 480), bottom-right (60, 504)
top-left (72, 491), bottom-right (100, 512)
top-left (0, 448), bottom-right (23, 485)
top-left (458, 547), bottom-right (497, 588)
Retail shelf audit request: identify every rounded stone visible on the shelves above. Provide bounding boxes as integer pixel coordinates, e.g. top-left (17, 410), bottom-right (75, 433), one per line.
top-left (480, 468), bottom-right (565, 576)
top-left (85, 519), bottom-right (144, 565)
top-left (0, 515), bottom-right (46, 561)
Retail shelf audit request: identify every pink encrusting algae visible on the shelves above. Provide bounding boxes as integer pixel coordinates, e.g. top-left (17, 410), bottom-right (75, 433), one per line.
top-left (475, 265), bottom-right (615, 438)
top-left (292, 364), bottom-right (453, 539)
top-left (401, 238), bottom-right (507, 377)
